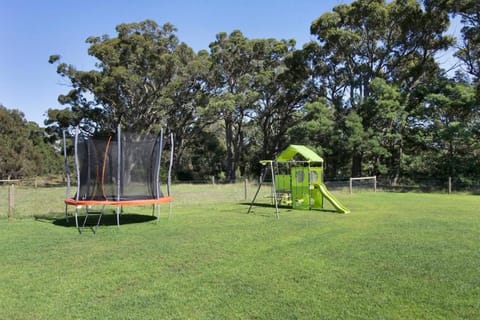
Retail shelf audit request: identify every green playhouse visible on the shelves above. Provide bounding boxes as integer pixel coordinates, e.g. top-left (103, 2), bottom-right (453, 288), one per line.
top-left (248, 145), bottom-right (349, 217)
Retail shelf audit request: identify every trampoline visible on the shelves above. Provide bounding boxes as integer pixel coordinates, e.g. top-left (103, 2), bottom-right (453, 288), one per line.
top-left (63, 126), bottom-right (174, 233)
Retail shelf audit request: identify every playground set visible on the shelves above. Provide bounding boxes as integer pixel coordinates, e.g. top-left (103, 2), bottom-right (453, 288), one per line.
top-left (248, 145), bottom-right (349, 218)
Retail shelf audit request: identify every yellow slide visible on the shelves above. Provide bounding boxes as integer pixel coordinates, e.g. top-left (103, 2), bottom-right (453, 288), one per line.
top-left (314, 183), bottom-right (350, 214)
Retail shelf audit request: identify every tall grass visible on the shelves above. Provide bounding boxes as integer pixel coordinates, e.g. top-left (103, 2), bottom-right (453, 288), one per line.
top-left (0, 185), bottom-right (479, 319)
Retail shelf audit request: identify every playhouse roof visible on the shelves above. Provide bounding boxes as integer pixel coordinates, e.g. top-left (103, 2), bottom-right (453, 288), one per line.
top-left (276, 145), bottom-right (324, 163)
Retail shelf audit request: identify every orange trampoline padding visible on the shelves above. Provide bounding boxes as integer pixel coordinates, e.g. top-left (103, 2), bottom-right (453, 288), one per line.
top-left (65, 196), bottom-right (173, 206)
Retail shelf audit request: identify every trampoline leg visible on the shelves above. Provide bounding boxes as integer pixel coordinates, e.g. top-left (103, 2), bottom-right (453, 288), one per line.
top-left (65, 203), bottom-right (69, 224)
top-left (74, 206), bottom-right (80, 234)
top-left (116, 206), bottom-right (120, 229)
top-left (155, 204), bottom-right (160, 223)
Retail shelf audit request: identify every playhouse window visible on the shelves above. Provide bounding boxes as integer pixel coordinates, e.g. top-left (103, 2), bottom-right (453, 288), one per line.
top-left (296, 171), bottom-right (304, 183)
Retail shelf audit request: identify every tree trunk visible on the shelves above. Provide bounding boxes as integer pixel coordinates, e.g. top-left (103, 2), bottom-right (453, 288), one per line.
top-left (392, 144), bottom-right (402, 187)
top-left (224, 117), bottom-right (235, 183)
top-left (351, 152), bottom-right (363, 177)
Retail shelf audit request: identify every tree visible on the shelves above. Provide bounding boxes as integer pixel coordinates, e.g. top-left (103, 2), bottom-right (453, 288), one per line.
top-left (308, 0), bottom-right (453, 178)
top-left (208, 32), bottom-right (310, 180)
top-left (208, 30), bottom-right (259, 182)
top-left (414, 75), bottom-right (479, 180)
top-left (49, 20), bottom-right (183, 134)
top-left (162, 46), bottom-right (214, 178)
top-left (362, 78), bottom-right (405, 180)
top-left (250, 39), bottom-right (310, 162)
top-left (48, 20), bottom-right (221, 180)
top-left (449, 0), bottom-right (480, 81)
top-left (287, 99), bottom-right (338, 176)
top-left (0, 105), bottom-right (62, 179)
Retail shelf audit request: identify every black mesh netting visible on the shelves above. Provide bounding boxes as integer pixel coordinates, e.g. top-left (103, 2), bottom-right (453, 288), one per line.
top-left (75, 132), bottom-right (164, 201)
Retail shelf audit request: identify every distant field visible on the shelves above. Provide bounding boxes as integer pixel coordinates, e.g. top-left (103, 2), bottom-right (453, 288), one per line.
top-left (0, 185), bottom-right (479, 319)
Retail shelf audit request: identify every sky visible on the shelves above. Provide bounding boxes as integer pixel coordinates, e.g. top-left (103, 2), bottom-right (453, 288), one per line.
top-left (1, 0), bottom-right (352, 126)
top-left (0, 0), bottom-right (460, 126)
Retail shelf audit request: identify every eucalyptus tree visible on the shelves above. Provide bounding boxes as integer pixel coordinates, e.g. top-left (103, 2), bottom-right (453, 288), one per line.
top-left (449, 0), bottom-right (480, 82)
top-left (48, 20), bottom-right (183, 134)
top-left (249, 39), bottom-right (310, 162)
top-left (449, 0), bottom-right (480, 111)
top-left (162, 46), bottom-right (215, 178)
top-left (308, 0), bottom-right (454, 179)
top-left (208, 30), bottom-right (259, 182)
top-left (208, 31), bottom-right (310, 181)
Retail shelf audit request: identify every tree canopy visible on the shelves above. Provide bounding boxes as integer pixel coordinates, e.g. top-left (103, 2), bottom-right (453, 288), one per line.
top-left (2, 0), bottom-right (479, 185)
top-left (0, 105), bottom-right (62, 179)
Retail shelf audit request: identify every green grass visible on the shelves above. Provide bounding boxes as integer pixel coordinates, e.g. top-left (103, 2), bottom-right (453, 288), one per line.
top-left (0, 185), bottom-right (479, 319)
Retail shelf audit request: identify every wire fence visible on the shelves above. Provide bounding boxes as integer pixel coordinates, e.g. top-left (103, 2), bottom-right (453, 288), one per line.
top-left (1, 176), bottom-right (479, 219)
top-left (0, 184), bottom-right (67, 219)
top-left (0, 179), bottom-right (254, 219)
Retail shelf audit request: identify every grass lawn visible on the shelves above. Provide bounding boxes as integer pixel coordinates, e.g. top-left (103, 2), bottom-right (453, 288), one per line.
top-left (0, 185), bottom-right (479, 319)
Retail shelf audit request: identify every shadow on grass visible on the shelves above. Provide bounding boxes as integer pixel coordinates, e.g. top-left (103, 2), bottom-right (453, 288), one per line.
top-left (239, 202), bottom-right (338, 215)
top-left (35, 212), bottom-right (157, 228)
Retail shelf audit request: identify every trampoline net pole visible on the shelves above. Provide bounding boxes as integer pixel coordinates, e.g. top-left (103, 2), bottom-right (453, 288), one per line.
top-left (63, 130), bottom-right (71, 221)
top-left (74, 126), bottom-right (80, 202)
top-left (74, 126), bottom-right (81, 231)
top-left (154, 128), bottom-right (164, 199)
top-left (116, 125), bottom-right (121, 227)
top-left (167, 133), bottom-right (174, 197)
top-left (168, 133), bottom-right (174, 219)
top-left (63, 130), bottom-right (71, 199)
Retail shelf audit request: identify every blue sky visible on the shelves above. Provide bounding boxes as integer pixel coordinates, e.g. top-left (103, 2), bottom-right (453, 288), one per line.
top-left (1, 0), bottom-right (350, 125)
top-left (0, 0), bottom-right (460, 126)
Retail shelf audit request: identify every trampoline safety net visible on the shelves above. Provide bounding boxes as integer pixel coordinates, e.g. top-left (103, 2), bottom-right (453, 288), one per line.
top-left (74, 129), bottom-right (167, 202)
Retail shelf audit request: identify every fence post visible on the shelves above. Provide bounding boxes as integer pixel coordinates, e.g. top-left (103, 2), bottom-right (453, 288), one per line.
top-left (448, 176), bottom-right (452, 194)
top-left (8, 184), bottom-right (14, 220)
top-left (349, 178), bottom-right (353, 194)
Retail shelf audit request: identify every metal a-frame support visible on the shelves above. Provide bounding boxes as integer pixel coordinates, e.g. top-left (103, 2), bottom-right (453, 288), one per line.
top-left (247, 160), bottom-right (280, 219)
top-left (78, 205), bottom-right (105, 234)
